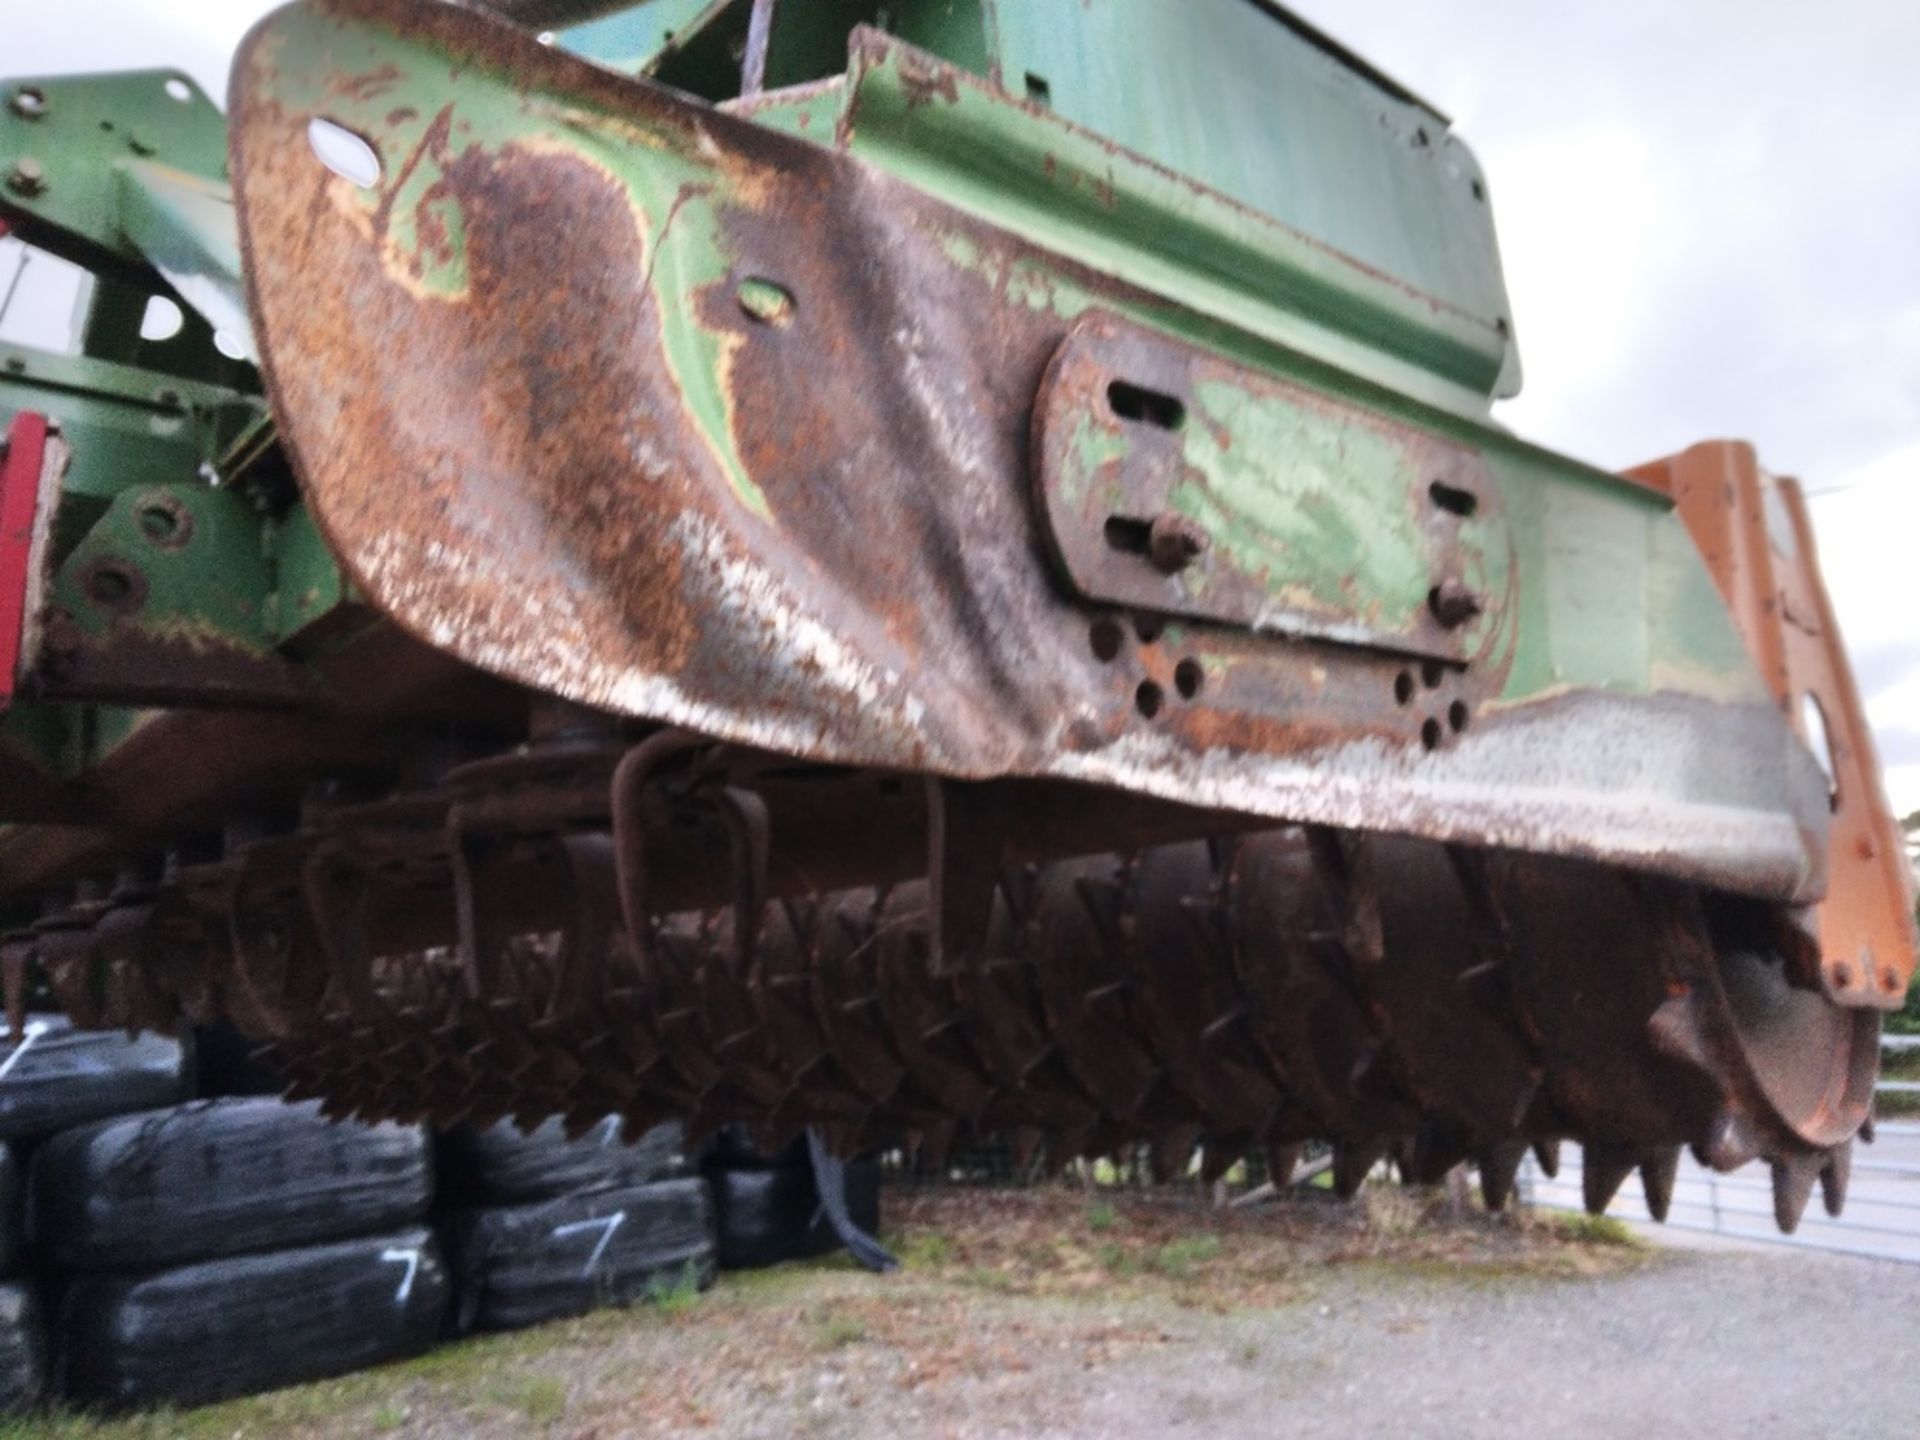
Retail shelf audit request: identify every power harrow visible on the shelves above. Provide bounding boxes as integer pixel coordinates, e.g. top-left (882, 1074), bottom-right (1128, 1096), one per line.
top-left (0, 0), bottom-right (1911, 1235)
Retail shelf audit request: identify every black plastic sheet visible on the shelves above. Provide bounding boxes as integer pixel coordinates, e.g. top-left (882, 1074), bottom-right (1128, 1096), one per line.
top-left (0, 1018), bottom-right (188, 1143)
top-left (56, 1226), bottom-right (448, 1409)
top-left (712, 1159), bottom-right (881, 1271)
top-left (0, 1148), bottom-right (21, 1277)
top-left (0, 1283), bottom-right (44, 1414)
top-left (32, 1098), bottom-right (431, 1270)
top-left (444, 1176), bottom-right (714, 1333)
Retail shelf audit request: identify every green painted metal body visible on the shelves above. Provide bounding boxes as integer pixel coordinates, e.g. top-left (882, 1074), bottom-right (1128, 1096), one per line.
top-left (0, 1), bottom-right (1826, 922)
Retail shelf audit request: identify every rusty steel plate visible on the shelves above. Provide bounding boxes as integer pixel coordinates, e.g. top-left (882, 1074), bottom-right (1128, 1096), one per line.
top-left (228, 0), bottom-right (1830, 905)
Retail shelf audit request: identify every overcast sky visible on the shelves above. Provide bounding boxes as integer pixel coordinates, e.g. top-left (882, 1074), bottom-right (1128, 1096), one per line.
top-left (6, 1), bottom-right (1918, 814)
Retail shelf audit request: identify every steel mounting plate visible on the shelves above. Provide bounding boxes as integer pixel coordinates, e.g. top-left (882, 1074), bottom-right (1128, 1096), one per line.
top-left (1033, 312), bottom-right (1506, 661)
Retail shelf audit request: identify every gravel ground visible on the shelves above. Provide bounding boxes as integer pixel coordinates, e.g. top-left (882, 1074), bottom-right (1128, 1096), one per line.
top-left (23, 1186), bottom-right (1920, 1439)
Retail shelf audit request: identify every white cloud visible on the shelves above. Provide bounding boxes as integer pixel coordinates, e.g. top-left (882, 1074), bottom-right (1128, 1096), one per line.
top-left (1295, 0), bottom-right (1920, 821)
top-left (1487, 126), bottom-right (1657, 446)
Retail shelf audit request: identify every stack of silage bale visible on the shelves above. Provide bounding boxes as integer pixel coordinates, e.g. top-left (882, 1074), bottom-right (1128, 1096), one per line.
top-left (31, 1095), bottom-right (444, 1408)
top-left (436, 1116), bottom-right (715, 1333)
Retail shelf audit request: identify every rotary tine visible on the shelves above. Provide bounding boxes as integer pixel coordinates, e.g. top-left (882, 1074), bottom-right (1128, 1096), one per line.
top-left (1581, 1142), bottom-right (1639, 1216)
top-left (1226, 831), bottom-right (1413, 1145)
top-left (1026, 855), bottom-right (1165, 1128)
top-left (1332, 1138), bottom-right (1389, 1199)
top-left (1125, 842), bottom-right (1289, 1148)
top-left (1772, 1155), bottom-right (1822, 1234)
top-left (1634, 1146), bottom-right (1679, 1222)
top-left (1821, 1141), bottom-right (1852, 1218)
top-left (1476, 1140), bottom-right (1527, 1213)
top-left (870, 882), bottom-right (1002, 1132)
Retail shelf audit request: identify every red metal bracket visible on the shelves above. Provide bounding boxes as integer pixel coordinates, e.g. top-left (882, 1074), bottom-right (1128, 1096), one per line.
top-left (0, 411), bottom-right (50, 711)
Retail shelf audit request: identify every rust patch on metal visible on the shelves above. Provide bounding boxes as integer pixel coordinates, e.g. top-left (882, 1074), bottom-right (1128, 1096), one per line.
top-left (226, 0), bottom-right (1823, 905)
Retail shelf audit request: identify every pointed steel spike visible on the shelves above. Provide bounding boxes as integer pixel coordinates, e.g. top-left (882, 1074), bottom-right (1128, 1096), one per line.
top-left (1477, 1141), bottom-right (1526, 1213)
top-left (918, 1015), bottom-right (967, 1044)
top-left (1639, 1147), bottom-right (1680, 1223)
top-left (1044, 1127), bottom-right (1094, 1178)
top-left (1582, 1143), bottom-right (1636, 1216)
top-left (1149, 1126), bottom-right (1198, 1183)
top-left (1016, 1041), bottom-right (1060, 1084)
top-left (1266, 1142), bottom-right (1303, 1188)
top-left (1347, 1043), bottom-right (1384, 1097)
top-left (1332, 1138), bottom-right (1386, 1200)
top-left (1820, 1141), bottom-right (1852, 1218)
top-left (1199, 1006), bottom-right (1248, 1046)
top-left (1531, 1137), bottom-right (1561, 1179)
top-left (1177, 894), bottom-right (1229, 950)
top-left (1408, 1123), bottom-right (1472, 1186)
top-left (1645, 992), bottom-right (1715, 1071)
top-left (1455, 960), bottom-right (1503, 991)
top-left (1772, 1157), bottom-right (1818, 1234)
top-left (1700, 1110), bottom-right (1761, 1172)
top-left (1071, 875), bottom-right (1128, 953)
top-left (1458, 968), bottom-right (1522, 1031)
top-left (1200, 1141), bottom-right (1247, 1185)
top-left (1507, 1071), bottom-right (1544, 1132)
top-left (916, 1121), bottom-right (957, 1174)
top-left (1390, 1134), bottom-right (1419, 1181)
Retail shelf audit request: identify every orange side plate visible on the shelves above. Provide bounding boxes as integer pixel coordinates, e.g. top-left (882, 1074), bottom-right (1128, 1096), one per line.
top-left (1631, 441), bottom-right (1917, 1010)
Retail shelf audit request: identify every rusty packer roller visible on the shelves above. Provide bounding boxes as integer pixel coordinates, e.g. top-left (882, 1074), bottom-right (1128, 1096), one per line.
top-left (0, 0), bottom-right (1912, 1235)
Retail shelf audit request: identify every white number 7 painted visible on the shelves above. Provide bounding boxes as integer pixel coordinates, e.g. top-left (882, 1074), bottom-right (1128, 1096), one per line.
top-left (379, 1246), bottom-right (422, 1304)
top-left (551, 1212), bottom-right (626, 1278)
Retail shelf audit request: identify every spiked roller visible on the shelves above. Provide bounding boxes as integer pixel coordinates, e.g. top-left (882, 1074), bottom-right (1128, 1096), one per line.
top-left (0, 0), bottom-right (1908, 1242)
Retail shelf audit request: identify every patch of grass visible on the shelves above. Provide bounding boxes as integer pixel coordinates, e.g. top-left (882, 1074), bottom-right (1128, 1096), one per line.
top-left (812, 1313), bottom-right (870, 1351)
top-left (647, 1261), bottom-right (707, 1316)
top-left (898, 1228), bottom-right (954, 1269)
top-left (955, 1265), bottom-right (1024, 1293)
top-left (0, 1418), bottom-right (110, 1440)
top-left (1085, 1200), bottom-right (1118, 1233)
top-left (496, 1375), bottom-right (567, 1426)
top-left (1363, 1185), bottom-right (1427, 1238)
top-left (372, 1401), bottom-right (409, 1431)
top-left (1542, 1211), bottom-right (1643, 1248)
top-left (1149, 1235), bottom-right (1224, 1279)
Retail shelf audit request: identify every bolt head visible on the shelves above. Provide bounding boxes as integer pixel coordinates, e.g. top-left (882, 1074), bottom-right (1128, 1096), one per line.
top-left (1148, 514), bottom-right (1209, 574)
top-left (5, 158), bottom-right (45, 197)
top-left (1429, 579), bottom-right (1483, 629)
